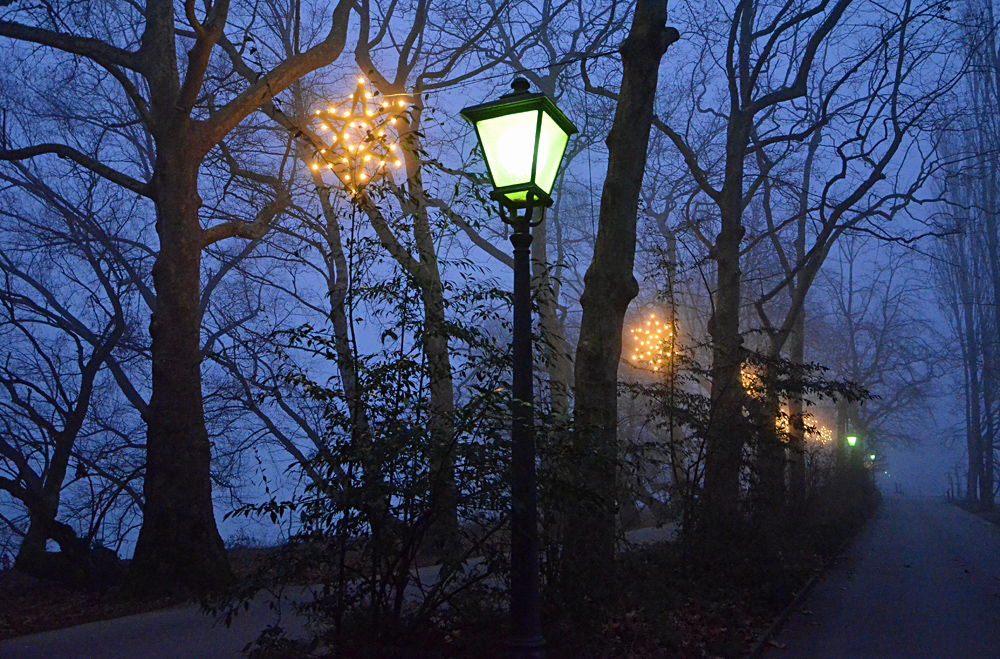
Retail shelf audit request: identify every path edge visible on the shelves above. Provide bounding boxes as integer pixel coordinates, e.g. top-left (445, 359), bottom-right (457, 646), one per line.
top-left (743, 510), bottom-right (876, 659)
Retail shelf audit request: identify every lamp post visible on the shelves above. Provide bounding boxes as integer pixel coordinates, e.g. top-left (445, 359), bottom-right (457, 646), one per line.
top-left (461, 78), bottom-right (577, 659)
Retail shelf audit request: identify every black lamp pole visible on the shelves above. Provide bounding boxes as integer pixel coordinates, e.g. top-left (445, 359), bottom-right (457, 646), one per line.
top-left (507, 209), bottom-right (544, 659)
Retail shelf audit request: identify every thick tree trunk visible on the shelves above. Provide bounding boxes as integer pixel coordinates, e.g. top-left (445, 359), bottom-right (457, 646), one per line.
top-left (564, 0), bottom-right (672, 602)
top-left (980, 165), bottom-right (999, 509)
top-left (701, 202), bottom-right (748, 538)
top-left (964, 297), bottom-right (983, 504)
top-left (15, 424), bottom-right (84, 575)
top-left (130, 149), bottom-right (230, 593)
top-left (402, 104), bottom-right (459, 552)
top-left (983, 368), bottom-right (995, 508)
top-left (750, 383), bottom-right (785, 523)
top-left (532, 218), bottom-right (572, 414)
top-left (418, 271), bottom-right (460, 552)
top-left (16, 503), bottom-right (89, 580)
top-left (787, 310), bottom-right (807, 509)
top-left (786, 174), bottom-right (809, 511)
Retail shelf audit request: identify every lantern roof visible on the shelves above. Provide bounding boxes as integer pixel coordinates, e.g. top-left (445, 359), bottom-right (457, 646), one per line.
top-left (460, 78), bottom-right (577, 137)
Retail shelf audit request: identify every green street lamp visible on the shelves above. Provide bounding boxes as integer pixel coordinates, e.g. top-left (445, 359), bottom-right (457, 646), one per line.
top-left (461, 78), bottom-right (576, 209)
top-left (846, 435), bottom-right (858, 447)
top-left (461, 78), bottom-right (577, 659)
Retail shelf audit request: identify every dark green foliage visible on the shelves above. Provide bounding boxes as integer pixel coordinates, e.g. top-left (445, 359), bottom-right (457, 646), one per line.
top-left (208, 262), bottom-right (517, 657)
top-left (621, 346), bottom-right (875, 543)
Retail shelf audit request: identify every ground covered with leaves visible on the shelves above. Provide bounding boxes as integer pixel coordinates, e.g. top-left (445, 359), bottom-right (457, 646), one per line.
top-left (0, 546), bottom-right (267, 642)
top-left (291, 479), bottom-right (880, 659)
top-left (0, 482), bottom-right (878, 658)
top-left (0, 568), bottom-right (179, 641)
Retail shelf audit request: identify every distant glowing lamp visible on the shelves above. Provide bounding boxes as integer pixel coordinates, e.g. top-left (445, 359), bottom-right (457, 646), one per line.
top-left (846, 435), bottom-right (858, 447)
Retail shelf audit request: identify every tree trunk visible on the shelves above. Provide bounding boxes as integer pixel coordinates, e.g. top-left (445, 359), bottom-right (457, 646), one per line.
top-left (130, 148), bottom-right (230, 593)
top-left (980, 159), bottom-right (999, 509)
top-left (750, 383), bottom-right (785, 524)
top-left (701, 201), bottom-right (748, 538)
top-left (786, 160), bottom-right (810, 511)
top-left (964, 296), bottom-right (983, 505)
top-left (407, 107), bottom-right (459, 553)
top-left (532, 217), bottom-right (572, 414)
top-left (15, 511), bottom-right (53, 573)
top-left (564, 0), bottom-right (672, 602)
top-left (983, 363), bottom-right (995, 508)
top-left (787, 309), bottom-right (807, 509)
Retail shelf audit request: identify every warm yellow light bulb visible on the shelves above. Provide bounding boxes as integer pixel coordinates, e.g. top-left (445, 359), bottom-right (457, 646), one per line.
top-left (343, 175), bottom-right (350, 181)
top-left (320, 124), bottom-right (328, 131)
top-left (363, 154), bottom-right (371, 161)
top-left (311, 163), bottom-right (319, 170)
top-left (382, 102), bottom-right (389, 108)
top-left (394, 160), bottom-right (402, 167)
top-left (357, 77), bottom-right (364, 83)
top-left (359, 172), bottom-right (367, 180)
top-left (367, 110), bottom-right (374, 116)
top-left (365, 92), bottom-right (372, 99)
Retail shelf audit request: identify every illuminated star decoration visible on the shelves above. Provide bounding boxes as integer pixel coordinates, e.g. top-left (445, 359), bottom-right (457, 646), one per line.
top-left (307, 75), bottom-right (410, 195)
top-left (628, 313), bottom-right (673, 372)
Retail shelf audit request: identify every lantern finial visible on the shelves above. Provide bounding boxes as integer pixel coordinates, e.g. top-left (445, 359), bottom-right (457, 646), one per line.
top-left (510, 77), bottom-right (531, 95)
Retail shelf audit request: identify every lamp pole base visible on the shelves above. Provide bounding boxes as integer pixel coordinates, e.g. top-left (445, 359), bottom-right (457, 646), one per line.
top-left (509, 635), bottom-right (546, 659)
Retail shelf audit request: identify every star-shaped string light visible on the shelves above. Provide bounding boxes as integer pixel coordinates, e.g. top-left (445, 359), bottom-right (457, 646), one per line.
top-left (305, 75), bottom-right (412, 195)
top-left (627, 313), bottom-right (674, 373)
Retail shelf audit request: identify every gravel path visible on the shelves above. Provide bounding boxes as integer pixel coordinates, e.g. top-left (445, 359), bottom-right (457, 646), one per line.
top-left (763, 496), bottom-right (1000, 659)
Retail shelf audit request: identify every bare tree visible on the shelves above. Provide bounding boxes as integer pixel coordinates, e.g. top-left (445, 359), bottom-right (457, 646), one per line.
top-left (0, 0), bottom-right (354, 591)
top-left (645, 0), bottom-right (958, 536)
top-left (0, 165), bottom-right (137, 577)
top-left (561, 0), bottom-right (675, 599)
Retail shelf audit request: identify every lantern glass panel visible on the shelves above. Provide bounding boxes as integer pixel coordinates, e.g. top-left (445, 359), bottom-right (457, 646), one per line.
top-left (535, 111), bottom-right (570, 195)
top-left (475, 110), bottom-right (540, 190)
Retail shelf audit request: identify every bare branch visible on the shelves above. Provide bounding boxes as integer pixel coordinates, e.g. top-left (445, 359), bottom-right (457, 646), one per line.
top-left (0, 143), bottom-right (152, 198)
top-left (0, 20), bottom-right (141, 71)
